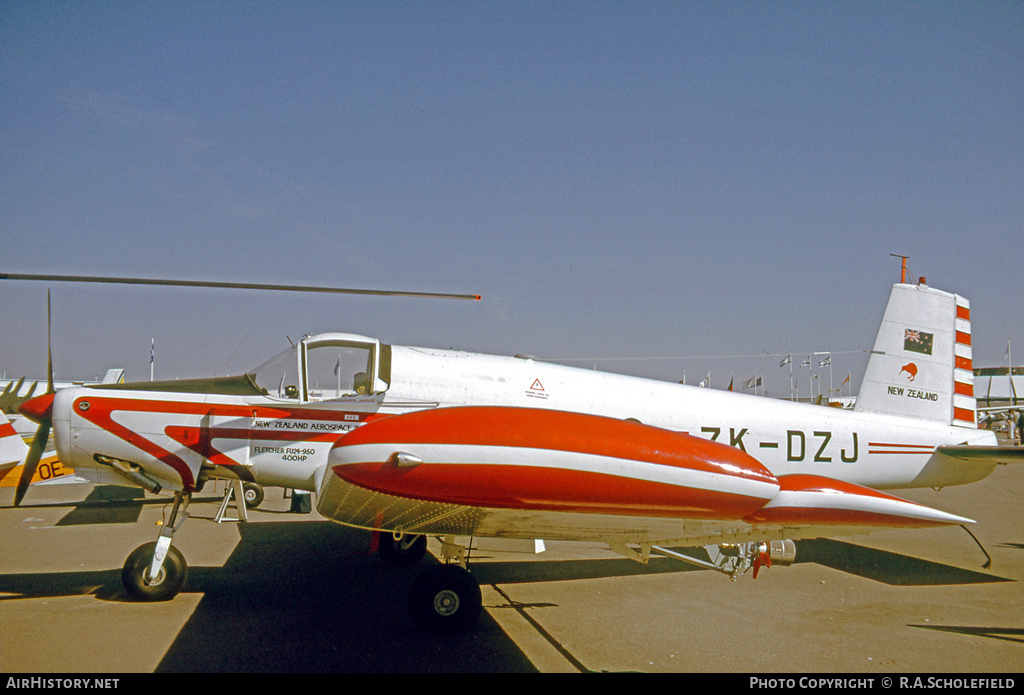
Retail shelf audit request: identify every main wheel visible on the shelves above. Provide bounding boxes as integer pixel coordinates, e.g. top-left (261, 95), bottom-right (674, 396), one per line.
top-left (378, 533), bottom-right (427, 567)
top-left (408, 564), bottom-right (482, 633)
top-left (242, 482), bottom-right (264, 509)
top-left (122, 541), bottom-right (188, 602)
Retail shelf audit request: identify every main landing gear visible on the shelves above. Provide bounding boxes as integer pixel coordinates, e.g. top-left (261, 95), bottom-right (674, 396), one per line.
top-left (122, 490), bottom-right (191, 602)
top-left (377, 533), bottom-right (482, 633)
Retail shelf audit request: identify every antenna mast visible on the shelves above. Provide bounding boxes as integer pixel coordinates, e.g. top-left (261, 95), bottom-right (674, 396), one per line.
top-left (890, 254), bottom-right (909, 283)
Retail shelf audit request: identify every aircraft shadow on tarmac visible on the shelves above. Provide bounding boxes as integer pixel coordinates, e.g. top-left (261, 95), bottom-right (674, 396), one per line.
top-left (794, 539), bottom-right (1010, 586)
top-left (0, 519), bottom-right (1013, 672)
top-left (7, 487), bottom-right (231, 526)
top-left (156, 521), bottom-right (540, 673)
top-left (907, 624), bottom-right (1024, 645)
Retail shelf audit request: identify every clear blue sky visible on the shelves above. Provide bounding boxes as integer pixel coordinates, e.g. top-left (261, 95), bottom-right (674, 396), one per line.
top-left (2, 1), bottom-right (1022, 398)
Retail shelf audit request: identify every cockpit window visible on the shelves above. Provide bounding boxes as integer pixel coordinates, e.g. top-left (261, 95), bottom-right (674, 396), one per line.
top-left (249, 345), bottom-right (300, 399)
top-left (248, 336), bottom-right (382, 401)
top-left (304, 342), bottom-right (375, 399)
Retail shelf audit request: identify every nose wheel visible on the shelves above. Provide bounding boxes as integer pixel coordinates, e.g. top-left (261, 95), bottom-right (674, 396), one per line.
top-left (122, 541), bottom-right (188, 601)
top-left (122, 491), bottom-right (191, 602)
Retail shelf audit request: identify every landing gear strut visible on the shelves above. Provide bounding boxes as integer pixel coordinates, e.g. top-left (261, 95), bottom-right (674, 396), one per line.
top-left (122, 491), bottom-right (191, 601)
top-left (377, 532), bottom-right (427, 566)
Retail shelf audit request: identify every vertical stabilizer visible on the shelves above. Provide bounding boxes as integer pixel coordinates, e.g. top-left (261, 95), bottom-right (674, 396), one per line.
top-left (855, 281), bottom-right (976, 427)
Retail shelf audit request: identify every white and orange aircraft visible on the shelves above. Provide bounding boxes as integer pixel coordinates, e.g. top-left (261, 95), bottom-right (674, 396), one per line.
top-left (11, 271), bottom-right (1023, 632)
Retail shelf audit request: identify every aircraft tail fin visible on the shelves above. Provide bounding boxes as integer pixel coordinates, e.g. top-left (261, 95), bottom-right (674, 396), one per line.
top-left (0, 409), bottom-right (29, 480)
top-left (854, 279), bottom-right (976, 428)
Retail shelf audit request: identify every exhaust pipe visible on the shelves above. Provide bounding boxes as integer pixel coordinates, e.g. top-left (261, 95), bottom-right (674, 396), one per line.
top-left (94, 454), bottom-right (163, 494)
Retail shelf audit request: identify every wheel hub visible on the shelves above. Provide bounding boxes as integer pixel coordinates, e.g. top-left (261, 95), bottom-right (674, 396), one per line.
top-left (433, 590), bottom-right (460, 617)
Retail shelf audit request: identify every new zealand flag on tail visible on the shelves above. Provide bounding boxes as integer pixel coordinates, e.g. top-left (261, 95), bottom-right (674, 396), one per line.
top-left (904, 329), bottom-right (934, 355)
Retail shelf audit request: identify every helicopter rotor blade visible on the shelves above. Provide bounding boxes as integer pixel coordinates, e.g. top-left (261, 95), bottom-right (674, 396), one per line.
top-left (0, 273), bottom-right (481, 301)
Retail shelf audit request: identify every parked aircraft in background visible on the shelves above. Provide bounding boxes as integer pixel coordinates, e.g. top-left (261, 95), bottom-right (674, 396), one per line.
top-left (0, 410), bottom-right (82, 488)
top-left (12, 271), bottom-right (1022, 631)
top-left (1, 370), bottom-right (124, 437)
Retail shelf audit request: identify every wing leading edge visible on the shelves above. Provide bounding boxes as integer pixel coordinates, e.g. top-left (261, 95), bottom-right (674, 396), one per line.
top-left (318, 407), bottom-right (973, 548)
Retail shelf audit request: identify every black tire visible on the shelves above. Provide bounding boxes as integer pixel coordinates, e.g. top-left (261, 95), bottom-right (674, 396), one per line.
top-left (242, 482), bottom-right (264, 509)
top-left (378, 533), bottom-right (427, 567)
top-left (408, 564), bottom-right (482, 633)
top-left (122, 541), bottom-right (188, 602)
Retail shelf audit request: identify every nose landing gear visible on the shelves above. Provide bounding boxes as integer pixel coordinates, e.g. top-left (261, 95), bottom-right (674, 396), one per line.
top-left (121, 491), bottom-right (191, 602)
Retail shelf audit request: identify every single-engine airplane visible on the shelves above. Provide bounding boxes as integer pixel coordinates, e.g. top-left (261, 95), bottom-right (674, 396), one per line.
top-left (12, 271), bottom-right (1023, 632)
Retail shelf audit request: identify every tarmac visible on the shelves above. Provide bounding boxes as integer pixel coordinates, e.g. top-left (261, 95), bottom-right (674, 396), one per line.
top-left (1, 462), bottom-right (1022, 674)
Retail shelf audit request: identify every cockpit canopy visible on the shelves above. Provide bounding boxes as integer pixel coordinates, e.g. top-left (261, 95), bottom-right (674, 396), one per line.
top-left (250, 333), bottom-right (390, 402)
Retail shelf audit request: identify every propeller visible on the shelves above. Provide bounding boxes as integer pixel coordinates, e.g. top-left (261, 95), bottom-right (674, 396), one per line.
top-left (14, 291), bottom-right (55, 507)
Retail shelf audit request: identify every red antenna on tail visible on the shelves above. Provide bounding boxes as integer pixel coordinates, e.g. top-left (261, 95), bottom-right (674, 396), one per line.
top-left (890, 254), bottom-right (909, 283)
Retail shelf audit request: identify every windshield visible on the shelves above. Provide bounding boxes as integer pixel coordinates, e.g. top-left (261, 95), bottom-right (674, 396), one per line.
top-left (249, 344), bottom-right (300, 399)
top-left (248, 335), bottom-right (380, 401)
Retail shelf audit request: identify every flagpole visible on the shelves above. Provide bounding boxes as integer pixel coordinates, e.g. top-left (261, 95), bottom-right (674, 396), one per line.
top-left (1009, 340), bottom-right (1017, 406)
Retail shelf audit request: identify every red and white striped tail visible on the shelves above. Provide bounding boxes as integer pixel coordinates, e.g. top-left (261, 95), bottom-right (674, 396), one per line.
top-left (855, 280), bottom-right (977, 429)
top-left (952, 296), bottom-right (976, 428)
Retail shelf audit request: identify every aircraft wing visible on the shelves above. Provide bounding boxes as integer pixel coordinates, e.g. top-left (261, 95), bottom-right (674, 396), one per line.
top-left (320, 406), bottom-right (976, 552)
top-left (648, 472), bottom-right (974, 549)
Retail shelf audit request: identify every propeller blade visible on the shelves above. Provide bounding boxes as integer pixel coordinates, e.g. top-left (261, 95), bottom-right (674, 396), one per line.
top-left (14, 419), bottom-right (50, 507)
top-left (46, 290), bottom-right (54, 394)
top-left (14, 291), bottom-right (57, 507)
top-left (0, 272), bottom-right (482, 301)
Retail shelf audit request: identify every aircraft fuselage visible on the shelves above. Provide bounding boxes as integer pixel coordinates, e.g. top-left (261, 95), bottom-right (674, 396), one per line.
top-left (49, 341), bottom-right (996, 496)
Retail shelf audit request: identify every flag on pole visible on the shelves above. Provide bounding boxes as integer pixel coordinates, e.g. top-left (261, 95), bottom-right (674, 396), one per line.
top-left (800, 356), bottom-right (811, 368)
top-left (728, 377), bottom-right (734, 392)
top-left (780, 354), bottom-right (792, 368)
top-left (819, 355), bottom-right (831, 367)
top-left (699, 372), bottom-right (710, 388)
